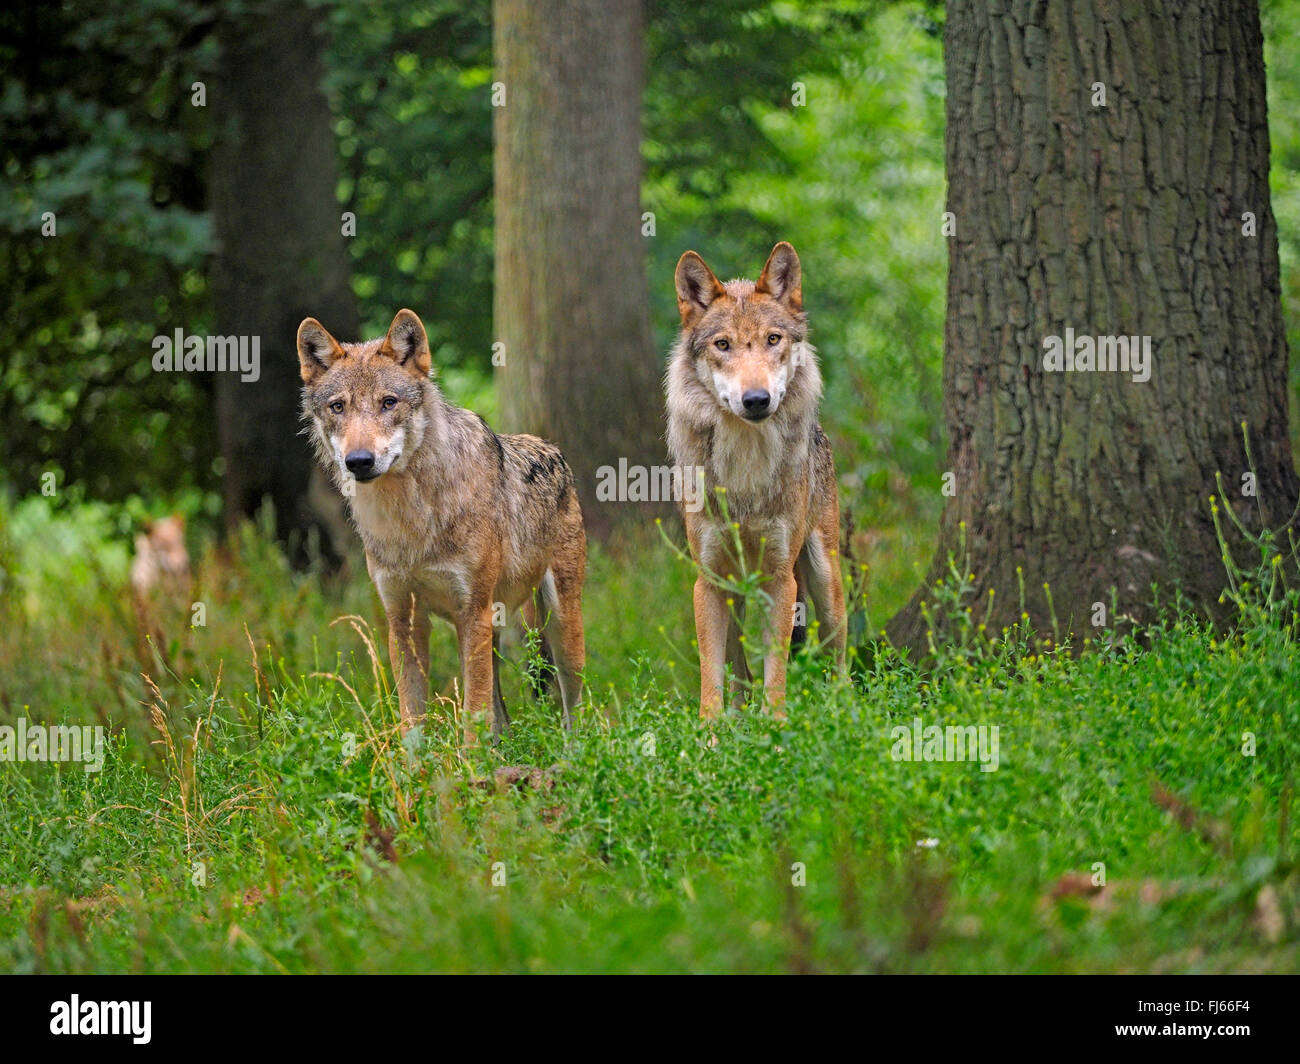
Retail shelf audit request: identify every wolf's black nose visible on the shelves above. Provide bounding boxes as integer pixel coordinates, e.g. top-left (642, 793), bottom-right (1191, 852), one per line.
top-left (345, 450), bottom-right (376, 476)
top-left (741, 389), bottom-right (771, 414)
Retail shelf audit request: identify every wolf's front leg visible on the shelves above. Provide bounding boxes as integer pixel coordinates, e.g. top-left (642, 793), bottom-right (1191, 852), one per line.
top-left (457, 602), bottom-right (497, 745)
top-left (386, 593), bottom-right (431, 731)
top-left (760, 564), bottom-right (799, 717)
top-left (694, 576), bottom-right (730, 719)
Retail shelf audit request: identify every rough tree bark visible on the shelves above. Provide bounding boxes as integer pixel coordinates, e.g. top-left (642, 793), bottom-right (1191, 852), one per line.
top-left (493, 0), bottom-right (664, 536)
top-left (888, 0), bottom-right (1299, 653)
top-left (210, 0), bottom-right (357, 561)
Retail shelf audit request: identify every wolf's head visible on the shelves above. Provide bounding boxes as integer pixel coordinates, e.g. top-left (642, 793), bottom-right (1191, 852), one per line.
top-left (296, 308), bottom-right (435, 485)
top-left (673, 241), bottom-right (809, 423)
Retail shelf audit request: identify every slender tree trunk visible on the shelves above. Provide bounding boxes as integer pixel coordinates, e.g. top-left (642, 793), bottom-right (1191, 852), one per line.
top-left (210, 0), bottom-right (356, 561)
top-left (493, 0), bottom-right (663, 536)
top-left (888, 0), bottom-right (1298, 653)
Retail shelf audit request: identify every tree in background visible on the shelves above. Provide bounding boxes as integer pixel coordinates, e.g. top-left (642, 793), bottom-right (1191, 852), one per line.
top-left (888, 0), bottom-right (1300, 653)
top-left (210, 0), bottom-right (358, 557)
top-left (492, 0), bottom-right (663, 533)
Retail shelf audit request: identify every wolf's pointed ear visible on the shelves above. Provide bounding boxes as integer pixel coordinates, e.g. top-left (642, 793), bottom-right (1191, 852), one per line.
top-left (755, 241), bottom-right (802, 312)
top-left (297, 318), bottom-right (344, 384)
top-left (380, 308), bottom-right (431, 378)
top-left (675, 251), bottom-right (725, 329)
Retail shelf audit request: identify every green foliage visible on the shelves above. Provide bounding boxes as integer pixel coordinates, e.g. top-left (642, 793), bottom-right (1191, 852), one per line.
top-left (0, 0), bottom-right (216, 503)
top-left (0, 500), bottom-right (1296, 972)
top-left (323, 0), bottom-right (494, 354)
top-left (1264, 0), bottom-right (1300, 455)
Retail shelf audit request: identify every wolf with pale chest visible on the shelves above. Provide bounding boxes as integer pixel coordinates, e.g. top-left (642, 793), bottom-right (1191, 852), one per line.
top-left (665, 242), bottom-right (847, 717)
top-left (296, 308), bottom-right (586, 742)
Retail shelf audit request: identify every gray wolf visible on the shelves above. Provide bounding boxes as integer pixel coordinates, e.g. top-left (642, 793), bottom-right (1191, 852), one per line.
top-left (296, 309), bottom-right (586, 743)
top-left (665, 242), bottom-right (846, 718)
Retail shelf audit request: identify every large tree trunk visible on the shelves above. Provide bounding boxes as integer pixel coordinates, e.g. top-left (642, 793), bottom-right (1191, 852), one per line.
top-left (493, 0), bottom-right (663, 536)
top-left (889, 0), bottom-right (1298, 653)
top-left (210, 0), bottom-right (356, 562)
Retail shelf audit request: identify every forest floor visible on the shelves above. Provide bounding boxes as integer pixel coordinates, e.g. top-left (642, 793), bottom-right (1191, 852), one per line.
top-left (0, 499), bottom-right (1297, 973)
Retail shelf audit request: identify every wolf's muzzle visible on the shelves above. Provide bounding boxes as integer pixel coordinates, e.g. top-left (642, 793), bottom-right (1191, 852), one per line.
top-left (345, 450), bottom-right (379, 481)
top-left (741, 389), bottom-right (772, 420)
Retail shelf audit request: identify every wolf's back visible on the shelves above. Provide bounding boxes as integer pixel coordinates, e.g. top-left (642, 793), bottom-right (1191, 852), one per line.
top-left (497, 430), bottom-right (581, 523)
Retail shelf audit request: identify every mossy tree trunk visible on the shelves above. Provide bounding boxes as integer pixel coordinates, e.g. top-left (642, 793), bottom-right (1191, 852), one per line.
top-left (210, 0), bottom-right (357, 561)
top-left (493, 0), bottom-right (663, 536)
top-left (888, 0), bottom-right (1298, 653)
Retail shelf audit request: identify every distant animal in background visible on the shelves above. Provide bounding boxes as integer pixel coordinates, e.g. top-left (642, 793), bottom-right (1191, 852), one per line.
top-left (296, 308), bottom-right (587, 744)
top-left (130, 514), bottom-right (191, 599)
top-left (665, 241), bottom-right (847, 719)
top-left (129, 513), bottom-right (192, 673)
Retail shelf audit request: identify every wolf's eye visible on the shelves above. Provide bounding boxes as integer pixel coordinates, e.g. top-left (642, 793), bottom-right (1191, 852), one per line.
top-left (381, 396), bottom-right (398, 410)
top-left (767, 333), bottom-right (782, 346)
top-left (714, 339), bottom-right (730, 351)
top-left (329, 400), bottom-right (345, 414)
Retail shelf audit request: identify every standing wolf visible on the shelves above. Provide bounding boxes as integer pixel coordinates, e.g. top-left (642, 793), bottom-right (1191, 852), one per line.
top-left (666, 242), bottom-right (846, 718)
top-left (296, 308), bottom-right (586, 742)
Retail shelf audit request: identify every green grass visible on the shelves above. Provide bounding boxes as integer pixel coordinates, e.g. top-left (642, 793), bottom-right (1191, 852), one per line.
top-left (0, 495), bottom-right (1297, 973)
